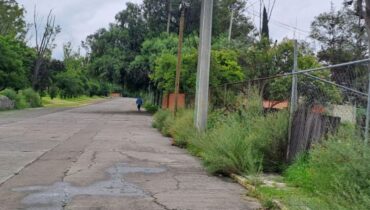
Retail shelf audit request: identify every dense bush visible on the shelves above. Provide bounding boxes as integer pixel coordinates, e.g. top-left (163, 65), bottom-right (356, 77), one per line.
top-left (0, 88), bottom-right (17, 101)
top-left (144, 103), bottom-right (159, 114)
top-left (98, 82), bottom-right (112, 97)
top-left (87, 80), bottom-right (100, 97)
top-left (0, 88), bottom-right (42, 109)
top-left (48, 85), bottom-right (58, 99)
top-left (20, 88), bottom-right (42, 107)
top-left (285, 125), bottom-right (370, 209)
top-left (14, 92), bottom-right (29, 109)
top-left (56, 71), bottom-right (85, 98)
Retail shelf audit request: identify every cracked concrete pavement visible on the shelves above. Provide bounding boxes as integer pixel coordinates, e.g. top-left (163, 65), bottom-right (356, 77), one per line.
top-left (0, 98), bottom-right (261, 210)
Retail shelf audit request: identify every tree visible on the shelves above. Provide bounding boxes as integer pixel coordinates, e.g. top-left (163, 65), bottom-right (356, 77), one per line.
top-left (87, 3), bottom-right (149, 90)
top-left (311, 3), bottom-right (368, 102)
top-left (32, 8), bottom-right (61, 89)
top-left (356, 0), bottom-right (370, 48)
top-left (261, 6), bottom-right (269, 39)
top-left (85, 0), bottom-right (256, 95)
top-left (0, 0), bottom-right (26, 39)
top-left (213, 0), bottom-right (255, 41)
top-left (254, 40), bottom-right (342, 104)
top-left (115, 3), bottom-right (148, 56)
top-left (142, 0), bottom-right (169, 35)
top-left (32, 58), bottom-right (66, 93)
top-left (150, 38), bottom-right (245, 96)
top-left (311, 4), bottom-right (366, 64)
top-left (0, 35), bottom-right (35, 90)
top-left (86, 26), bottom-right (127, 85)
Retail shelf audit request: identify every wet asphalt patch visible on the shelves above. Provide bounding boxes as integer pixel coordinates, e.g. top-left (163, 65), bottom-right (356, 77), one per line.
top-left (13, 163), bottom-right (166, 210)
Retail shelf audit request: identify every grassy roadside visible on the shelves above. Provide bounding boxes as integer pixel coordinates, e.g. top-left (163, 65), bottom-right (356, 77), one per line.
top-left (152, 104), bottom-right (370, 209)
top-left (42, 96), bottom-right (107, 108)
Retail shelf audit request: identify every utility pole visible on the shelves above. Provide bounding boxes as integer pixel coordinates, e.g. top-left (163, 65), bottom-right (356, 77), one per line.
top-left (174, 1), bottom-right (186, 115)
top-left (195, 0), bottom-right (213, 131)
top-left (365, 28), bottom-right (370, 144)
top-left (287, 39), bottom-right (298, 161)
top-left (228, 9), bottom-right (234, 41)
top-left (167, 0), bottom-right (172, 34)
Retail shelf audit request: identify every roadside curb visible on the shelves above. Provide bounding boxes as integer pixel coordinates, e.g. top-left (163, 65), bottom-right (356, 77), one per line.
top-left (230, 173), bottom-right (288, 210)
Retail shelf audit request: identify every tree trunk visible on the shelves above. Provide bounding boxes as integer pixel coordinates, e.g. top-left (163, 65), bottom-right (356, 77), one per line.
top-left (32, 58), bottom-right (43, 89)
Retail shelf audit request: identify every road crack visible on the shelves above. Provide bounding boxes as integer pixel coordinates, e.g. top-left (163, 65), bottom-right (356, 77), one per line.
top-left (88, 151), bottom-right (98, 169)
top-left (151, 193), bottom-right (178, 210)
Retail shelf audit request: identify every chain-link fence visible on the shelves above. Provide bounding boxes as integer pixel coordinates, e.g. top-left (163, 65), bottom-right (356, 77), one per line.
top-left (211, 52), bottom-right (370, 161)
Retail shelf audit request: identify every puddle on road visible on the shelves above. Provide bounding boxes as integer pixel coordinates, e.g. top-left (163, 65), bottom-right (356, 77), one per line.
top-left (13, 163), bottom-right (166, 210)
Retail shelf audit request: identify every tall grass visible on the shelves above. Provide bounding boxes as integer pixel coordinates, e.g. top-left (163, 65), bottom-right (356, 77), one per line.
top-left (152, 109), bottom-right (172, 136)
top-left (190, 114), bottom-right (262, 175)
top-left (285, 124), bottom-right (370, 209)
top-left (168, 110), bottom-right (196, 148)
top-left (153, 90), bottom-right (289, 176)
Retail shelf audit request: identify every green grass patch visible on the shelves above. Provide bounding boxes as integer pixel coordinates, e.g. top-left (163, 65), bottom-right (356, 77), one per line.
top-left (256, 185), bottom-right (332, 210)
top-left (42, 96), bottom-right (105, 108)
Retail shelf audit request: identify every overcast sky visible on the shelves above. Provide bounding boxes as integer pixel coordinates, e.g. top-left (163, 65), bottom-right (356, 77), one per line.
top-left (18, 0), bottom-right (344, 59)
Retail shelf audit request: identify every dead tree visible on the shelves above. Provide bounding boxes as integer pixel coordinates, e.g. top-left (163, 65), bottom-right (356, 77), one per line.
top-left (32, 7), bottom-right (60, 89)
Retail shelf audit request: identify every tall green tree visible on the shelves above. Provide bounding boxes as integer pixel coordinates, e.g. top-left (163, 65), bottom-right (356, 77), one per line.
top-left (261, 6), bottom-right (269, 39)
top-left (0, 36), bottom-right (35, 90)
top-left (142, 0), bottom-right (169, 35)
top-left (311, 3), bottom-right (368, 103)
top-left (0, 0), bottom-right (26, 39)
top-left (311, 4), bottom-right (366, 63)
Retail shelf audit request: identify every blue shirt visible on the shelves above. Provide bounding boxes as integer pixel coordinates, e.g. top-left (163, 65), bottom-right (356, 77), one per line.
top-left (136, 98), bottom-right (143, 105)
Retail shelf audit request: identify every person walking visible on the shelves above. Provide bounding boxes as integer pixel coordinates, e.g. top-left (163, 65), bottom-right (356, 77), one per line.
top-left (136, 97), bottom-right (143, 112)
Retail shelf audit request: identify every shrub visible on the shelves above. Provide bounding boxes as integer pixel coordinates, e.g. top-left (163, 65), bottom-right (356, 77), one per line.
top-left (14, 93), bottom-right (29, 109)
top-left (87, 80), bottom-right (100, 97)
top-left (99, 82), bottom-right (111, 96)
top-left (169, 110), bottom-right (196, 148)
top-left (21, 88), bottom-right (42, 107)
top-left (0, 88), bottom-right (17, 101)
top-left (153, 109), bottom-right (172, 130)
top-left (49, 85), bottom-right (59, 99)
top-left (144, 103), bottom-right (159, 114)
top-left (0, 88), bottom-right (30, 109)
top-left (56, 71), bottom-right (85, 98)
top-left (285, 125), bottom-right (370, 209)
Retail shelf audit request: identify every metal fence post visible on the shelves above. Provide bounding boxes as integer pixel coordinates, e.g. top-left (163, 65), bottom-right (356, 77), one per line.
top-left (223, 84), bottom-right (227, 107)
top-left (365, 67), bottom-right (370, 144)
top-left (287, 40), bottom-right (299, 160)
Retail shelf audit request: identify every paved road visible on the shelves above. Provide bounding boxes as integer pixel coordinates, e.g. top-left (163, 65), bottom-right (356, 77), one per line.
top-left (0, 98), bottom-right (260, 210)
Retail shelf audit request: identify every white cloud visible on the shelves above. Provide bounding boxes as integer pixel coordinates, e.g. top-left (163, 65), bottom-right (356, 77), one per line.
top-left (18, 0), bottom-right (142, 59)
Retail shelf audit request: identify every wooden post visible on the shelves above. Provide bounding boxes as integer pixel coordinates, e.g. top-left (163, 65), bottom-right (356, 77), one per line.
top-left (174, 5), bottom-right (185, 115)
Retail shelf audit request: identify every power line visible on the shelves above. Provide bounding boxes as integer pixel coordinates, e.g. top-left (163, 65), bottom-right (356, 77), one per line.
top-left (245, 8), bottom-right (311, 37)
